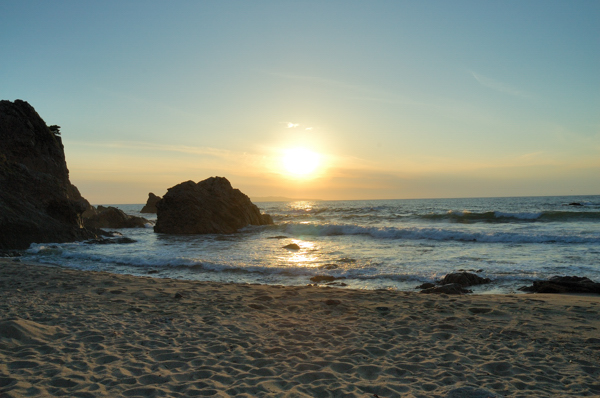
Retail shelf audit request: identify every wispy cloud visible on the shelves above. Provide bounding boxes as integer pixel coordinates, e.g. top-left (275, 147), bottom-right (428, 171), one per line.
top-left (70, 140), bottom-right (236, 158)
top-left (269, 72), bottom-right (363, 91)
top-left (270, 73), bottom-right (438, 109)
top-left (271, 71), bottom-right (425, 107)
top-left (470, 71), bottom-right (532, 98)
top-left (282, 122), bottom-right (314, 131)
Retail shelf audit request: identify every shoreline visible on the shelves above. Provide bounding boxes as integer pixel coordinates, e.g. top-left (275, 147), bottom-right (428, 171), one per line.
top-left (1, 259), bottom-right (599, 397)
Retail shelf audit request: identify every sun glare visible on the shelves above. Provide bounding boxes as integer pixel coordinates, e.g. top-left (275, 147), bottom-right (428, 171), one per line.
top-left (282, 147), bottom-right (321, 177)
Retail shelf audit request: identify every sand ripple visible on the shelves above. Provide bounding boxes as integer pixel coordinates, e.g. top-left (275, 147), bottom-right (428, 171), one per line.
top-left (1, 260), bottom-right (600, 397)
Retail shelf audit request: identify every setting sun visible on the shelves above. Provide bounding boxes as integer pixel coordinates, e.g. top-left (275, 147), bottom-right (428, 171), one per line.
top-left (282, 147), bottom-right (321, 177)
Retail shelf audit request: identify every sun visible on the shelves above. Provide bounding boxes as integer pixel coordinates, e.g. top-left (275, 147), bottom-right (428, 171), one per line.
top-left (282, 147), bottom-right (321, 177)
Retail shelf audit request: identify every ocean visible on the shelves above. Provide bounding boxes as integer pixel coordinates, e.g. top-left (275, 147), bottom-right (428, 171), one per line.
top-left (24, 195), bottom-right (600, 294)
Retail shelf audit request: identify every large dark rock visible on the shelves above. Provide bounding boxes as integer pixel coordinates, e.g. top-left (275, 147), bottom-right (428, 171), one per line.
top-left (154, 176), bottom-right (273, 234)
top-left (416, 272), bottom-right (490, 294)
top-left (141, 192), bottom-right (161, 213)
top-left (82, 205), bottom-right (149, 229)
top-left (439, 272), bottom-right (491, 287)
top-left (519, 276), bottom-right (600, 294)
top-left (0, 100), bottom-right (98, 249)
top-left (310, 275), bottom-right (337, 283)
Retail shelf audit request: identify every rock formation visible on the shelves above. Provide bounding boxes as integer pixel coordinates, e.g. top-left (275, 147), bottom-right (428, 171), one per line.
top-left (141, 192), bottom-right (161, 213)
top-left (82, 205), bottom-right (149, 229)
top-left (519, 276), bottom-right (600, 294)
top-left (0, 100), bottom-right (98, 249)
top-left (439, 272), bottom-right (491, 286)
top-left (417, 272), bottom-right (491, 294)
top-left (154, 176), bottom-right (273, 234)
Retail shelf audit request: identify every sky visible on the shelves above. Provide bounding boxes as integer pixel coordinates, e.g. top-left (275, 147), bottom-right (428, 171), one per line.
top-left (2, 1), bottom-right (599, 203)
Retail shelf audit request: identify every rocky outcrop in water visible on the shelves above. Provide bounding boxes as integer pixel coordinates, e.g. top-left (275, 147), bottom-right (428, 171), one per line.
top-left (82, 205), bottom-right (149, 229)
top-left (417, 272), bottom-right (491, 294)
top-left (0, 100), bottom-right (98, 249)
top-left (439, 272), bottom-right (491, 286)
top-left (519, 276), bottom-right (600, 294)
top-left (141, 192), bottom-right (161, 213)
top-left (154, 176), bottom-right (273, 234)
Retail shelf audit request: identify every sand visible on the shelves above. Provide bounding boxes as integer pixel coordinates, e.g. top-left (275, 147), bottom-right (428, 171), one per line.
top-left (1, 259), bottom-right (599, 397)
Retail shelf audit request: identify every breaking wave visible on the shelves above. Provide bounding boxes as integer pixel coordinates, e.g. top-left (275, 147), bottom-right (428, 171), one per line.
top-left (280, 222), bottom-right (600, 244)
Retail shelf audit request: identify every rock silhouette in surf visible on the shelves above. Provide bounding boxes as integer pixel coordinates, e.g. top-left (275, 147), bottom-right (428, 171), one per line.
top-left (141, 192), bottom-right (161, 213)
top-left (82, 205), bottom-right (149, 229)
top-left (154, 176), bottom-right (273, 234)
top-left (417, 271), bottom-right (491, 294)
top-left (519, 276), bottom-right (600, 294)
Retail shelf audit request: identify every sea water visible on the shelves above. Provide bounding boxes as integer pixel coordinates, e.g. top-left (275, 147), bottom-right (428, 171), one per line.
top-left (24, 196), bottom-right (600, 294)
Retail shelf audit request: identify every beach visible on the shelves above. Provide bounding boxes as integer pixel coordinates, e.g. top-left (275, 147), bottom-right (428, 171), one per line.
top-left (1, 259), bottom-right (599, 397)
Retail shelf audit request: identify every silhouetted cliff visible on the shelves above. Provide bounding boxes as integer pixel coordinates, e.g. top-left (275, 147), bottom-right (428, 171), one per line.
top-left (0, 100), bottom-right (97, 249)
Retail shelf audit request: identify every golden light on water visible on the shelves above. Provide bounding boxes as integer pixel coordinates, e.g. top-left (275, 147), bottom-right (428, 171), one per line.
top-left (282, 240), bottom-right (320, 268)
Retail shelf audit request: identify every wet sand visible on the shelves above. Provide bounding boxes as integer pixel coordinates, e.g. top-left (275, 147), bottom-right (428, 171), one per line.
top-left (1, 258), bottom-right (599, 397)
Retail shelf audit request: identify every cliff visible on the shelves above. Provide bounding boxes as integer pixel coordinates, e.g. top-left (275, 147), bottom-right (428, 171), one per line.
top-left (0, 100), bottom-right (97, 249)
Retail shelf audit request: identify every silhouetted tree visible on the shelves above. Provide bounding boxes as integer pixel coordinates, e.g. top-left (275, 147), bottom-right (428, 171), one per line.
top-left (48, 125), bottom-right (61, 136)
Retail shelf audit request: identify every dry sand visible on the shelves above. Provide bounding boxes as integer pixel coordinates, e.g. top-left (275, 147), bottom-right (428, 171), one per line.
top-left (1, 259), bottom-right (599, 398)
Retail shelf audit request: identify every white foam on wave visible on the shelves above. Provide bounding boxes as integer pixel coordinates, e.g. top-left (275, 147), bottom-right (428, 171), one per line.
top-left (281, 222), bottom-right (600, 244)
top-left (28, 243), bottom-right (203, 268)
top-left (26, 242), bottom-right (319, 277)
top-left (494, 211), bottom-right (542, 220)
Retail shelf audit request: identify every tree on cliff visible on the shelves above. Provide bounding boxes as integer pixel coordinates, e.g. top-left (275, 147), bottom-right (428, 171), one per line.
top-left (48, 125), bottom-right (61, 136)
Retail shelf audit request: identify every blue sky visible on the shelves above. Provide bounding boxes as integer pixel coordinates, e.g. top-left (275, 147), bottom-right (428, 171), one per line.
top-left (2, 1), bottom-right (599, 203)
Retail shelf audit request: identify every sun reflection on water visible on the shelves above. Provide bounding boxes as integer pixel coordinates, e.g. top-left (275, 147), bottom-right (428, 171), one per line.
top-left (281, 239), bottom-right (322, 268)
top-left (289, 201), bottom-right (314, 212)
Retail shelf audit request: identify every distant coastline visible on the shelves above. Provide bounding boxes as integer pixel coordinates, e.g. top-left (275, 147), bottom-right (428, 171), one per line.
top-left (251, 196), bottom-right (322, 202)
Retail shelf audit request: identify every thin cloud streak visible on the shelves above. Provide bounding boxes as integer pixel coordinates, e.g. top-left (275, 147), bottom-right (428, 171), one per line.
top-left (470, 71), bottom-right (532, 98)
top-left (68, 140), bottom-right (236, 158)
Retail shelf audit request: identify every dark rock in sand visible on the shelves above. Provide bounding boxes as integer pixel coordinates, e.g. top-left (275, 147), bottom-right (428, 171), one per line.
top-left (154, 176), bottom-right (273, 234)
top-left (319, 264), bottom-right (338, 270)
top-left (84, 237), bottom-right (137, 245)
top-left (420, 283), bottom-right (472, 294)
top-left (310, 275), bottom-right (337, 283)
top-left (0, 100), bottom-right (98, 249)
top-left (416, 282), bottom-right (436, 290)
top-left (82, 205), bottom-right (148, 229)
top-left (283, 243), bottom-right (301, 250)
top-left (0, 251), bottom-right (21, 258)
top-left (416, 272), bottom-right (489, 293)
top-left (439, 272), bottom-right (491, 287)
top-left (141, 192), bottom-right (161, 213)
top-left (519, 276), bottom-right (600, 294)
top-left (326, 281), bottom-right (347, 287)
top-left (446, 386), bottom-right (498, 398)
